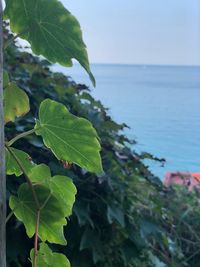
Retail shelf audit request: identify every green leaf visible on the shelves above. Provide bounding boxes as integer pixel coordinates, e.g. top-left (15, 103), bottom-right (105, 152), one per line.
top-left (9, 183), bottom-right (67, 245)
top-left (80, 228), bottom-right (104, 264)
top-left (107, 204), bottom-right (125, 227)
top-left (3, 70), bottom-right (9, 88)
top-left (4, 82), bottom-right (30, 123)
top-left (35, 99), bottom-right (103, 174)
top-left (30, 243), bottom-right (70, 267)
top-left (73, 201), bottom-right (94, 227)
top-left (29, 164), bottom-right (77, 217)
top-left (6, 147), bottom-right (34, 176)
top-left (4, 0), bottom-right (95, 86)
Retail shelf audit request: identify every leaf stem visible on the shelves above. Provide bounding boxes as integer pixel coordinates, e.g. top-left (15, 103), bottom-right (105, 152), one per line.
top-left (33, 210), bottom-right (40, 267)
top-left (6, 207), bottom-right (17, 224)
top-left (3, 32), bottom-right (24, 50)
top-left (40, 193), bottom-right (52, 210)
top-left (5, 144), bottom-right (40, 209)
top-left (33, 193), bottom-right (51, 267)
top-left (7, 128), bottom-right (36, 146)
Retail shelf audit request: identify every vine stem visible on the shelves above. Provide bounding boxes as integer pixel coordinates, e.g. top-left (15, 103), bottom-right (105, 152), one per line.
top-left (6, 144), bottom-right (53, 266)
top-left (5, 144), bottom-right (40, 209)
top-left (33, 193), bottom-right (51, 267)
top-left (7, 128), bottom-right (36, 146)
top-left (33, 210), bottom-right (40, 267)
top-left (6, 143), bottom-right (40, 266)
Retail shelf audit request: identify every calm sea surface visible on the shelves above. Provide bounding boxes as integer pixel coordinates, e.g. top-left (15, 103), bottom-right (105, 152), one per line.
top-left (53, 64), bottom-right (200, 179)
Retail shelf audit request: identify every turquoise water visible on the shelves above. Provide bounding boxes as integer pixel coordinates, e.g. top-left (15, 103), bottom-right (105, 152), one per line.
top-left (53, 64), bottom-right (200, 179)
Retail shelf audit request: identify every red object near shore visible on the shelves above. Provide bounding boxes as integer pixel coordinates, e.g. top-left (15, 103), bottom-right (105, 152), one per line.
top-left (164, 172), bottom-right (200, 191)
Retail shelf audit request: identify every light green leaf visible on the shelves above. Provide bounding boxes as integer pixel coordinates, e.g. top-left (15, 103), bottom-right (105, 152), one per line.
top-left (4, 0), bottom-right (95, 86)
top-left (29, 164), bottom-right (51, 183)
top-left (9, 183), bottom-right (67, 245)
top-left (35, 99), bottom-right (103, 174)
top-left (30, 243), bottom-right (70, 267)
top-left (6, 147), bottom-right (34, 176)
top-left (4, 82), bottom-right (30, 123)
top-left (29, 164), bottom-right (77, 216)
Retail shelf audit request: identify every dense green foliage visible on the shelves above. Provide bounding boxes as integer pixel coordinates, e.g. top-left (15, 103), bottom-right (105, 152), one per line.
top-left (5, 27), bottom-right (200, 267)
top-left (4, 0), bottom-right (100, 265)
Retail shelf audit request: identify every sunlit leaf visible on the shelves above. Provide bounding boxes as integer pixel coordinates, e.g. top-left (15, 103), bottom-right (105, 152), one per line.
top-left (29, 164), bottom-right (77, 216)
top-left (4, 0), bottom-right (95, 86)
top-left (35, 99), bottom-right (103, 173)
top-left (9, 183), bottom-right (67, 245)
top-left (30, 243), bottom-right (70, 267)
top-left (4, 82), bottom-right (30, 123)
top-left (6, 147), bottom-right (34, 176)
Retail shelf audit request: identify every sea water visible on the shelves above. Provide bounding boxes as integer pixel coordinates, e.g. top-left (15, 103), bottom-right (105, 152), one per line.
top-left (53, 64), bottom-right (200, 179)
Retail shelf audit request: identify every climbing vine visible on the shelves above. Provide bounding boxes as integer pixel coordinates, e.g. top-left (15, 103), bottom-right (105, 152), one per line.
top-left (2, 0), bottom-right (102, 266)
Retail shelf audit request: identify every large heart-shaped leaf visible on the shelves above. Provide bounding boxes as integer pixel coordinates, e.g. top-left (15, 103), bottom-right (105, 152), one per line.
top-left (29, 164), bottom-right (77, 217)
top-left (4, 82), bottom-right (30, 123)
top-left (35, 99), bottom-right (103, 174)
top-left (6, 147), bottom-right (34, 176)
top-left (9, 183), bottom-right (67, 245)
top-left (4, 0), bottom-right (95, 86)
top-left (30, 243), bottom-right (70, 267)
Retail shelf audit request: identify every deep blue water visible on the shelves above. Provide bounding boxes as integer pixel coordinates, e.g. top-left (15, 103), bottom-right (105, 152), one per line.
top-left (53, 64), bottom-right (200, 179)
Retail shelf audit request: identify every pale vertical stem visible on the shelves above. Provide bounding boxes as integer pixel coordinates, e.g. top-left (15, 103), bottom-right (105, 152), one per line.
top-left (0, 1), bottom-right (6, 267)
top-left (33, 210), bottom-right (40, 267)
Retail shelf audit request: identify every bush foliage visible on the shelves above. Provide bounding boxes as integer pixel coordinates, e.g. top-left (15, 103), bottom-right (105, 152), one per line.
top-left (5, 27), bottom-right (200, 267)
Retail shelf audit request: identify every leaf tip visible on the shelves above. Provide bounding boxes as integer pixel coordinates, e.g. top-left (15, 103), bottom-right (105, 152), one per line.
top-left (89, 71), bottom-right (96, 87)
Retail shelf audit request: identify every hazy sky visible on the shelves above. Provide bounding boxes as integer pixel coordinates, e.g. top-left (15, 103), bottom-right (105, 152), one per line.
top-left (62, 0), bottom-right (200, 66)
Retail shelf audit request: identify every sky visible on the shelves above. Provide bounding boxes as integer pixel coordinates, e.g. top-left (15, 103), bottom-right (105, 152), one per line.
top-left (62, 0), bottom-right (200, 66)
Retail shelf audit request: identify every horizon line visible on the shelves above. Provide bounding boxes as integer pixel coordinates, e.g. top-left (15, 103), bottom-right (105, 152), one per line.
top-left (88, 62), bottom-right (200, 68)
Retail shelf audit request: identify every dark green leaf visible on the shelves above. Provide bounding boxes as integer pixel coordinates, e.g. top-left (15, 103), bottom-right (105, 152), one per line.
top-left (73, 201), bottom-right (94, 227)
top-left (107, 204), bottom-right (125, 227)
top-left (3, 70), bottom-right (9, 88)
top-left (80, 228), bottom-right (103, 264)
